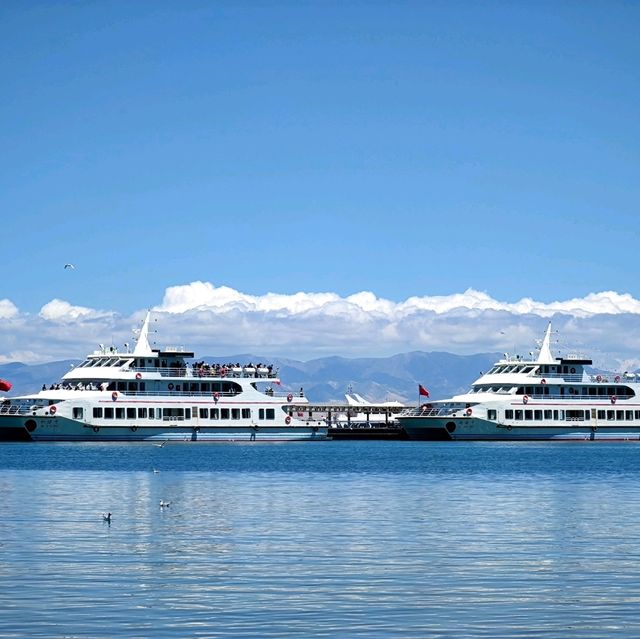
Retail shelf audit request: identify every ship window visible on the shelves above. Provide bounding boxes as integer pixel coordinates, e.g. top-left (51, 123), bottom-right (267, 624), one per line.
top-left (210, 409), bottom-right (219, 420)
top-left (544, 410), bottom-right (552, 419)
top-left (515, 410), bottom-right (523, 420)
top-left (138, 408), bottom-right (147, 418)
top-left (626, 410), bottom-right (633, 420)
top-left (221, 408), bottom-right (230, 419)
top-left (127, 408), bottom-right (135, 419)
top-left (185, 409), bottom-right (191, 420)
top-left (104, 407), bottom-right (114, 419)
top-left (534, 410), bottom-right (542, 420)
top-left (149, 408), bottom-right (155, 419)
top-left (242, 408), bottom-right (251, 419)
top-left (259, 409), bottom-right (264, 420)
top-left (616, 410), bottom-right (624, 420)
top-left (607, 410), bottom-right (614, 421)
top-left (525, 410), bottom-right (533, 420)
top-left (566, 410), bottom-right (584, 421)
top-left (487, 409), bottom-right (497, 420)
top-left (116, 407), bottom-right (125, 419)
top-left (553, 410), bottom-right (559, 420)
top-left (201, 383), bottom-right (210, 392)
top-left (117, 382), bottom-right (126, 391)
top-left (598, 387), bottom-right (606, 396)
top-left (635, 411), bottom-right (640, 420)
top-left (589, 387), bottom-right (596, 396)
top-left (597, 410), bottom-right (605, 420)
top-left (505, 409), bottom-right (513, 419)
top-left (73, 407), bottom-right (83, 419)
top-left (93, 407), bottom-right (103, 418)
top-left (522, 367), bottom-right (534, 374)
top-left (199, 408), bottom-right (208, 419)
top-left (266, 409), bottom-right (275, 420)
top-left (231, 409), bottom-right (240, 420)
top-left (163, 408), bottom-right (185, 420)
top-left (128, 382), bottom-right (137, 391)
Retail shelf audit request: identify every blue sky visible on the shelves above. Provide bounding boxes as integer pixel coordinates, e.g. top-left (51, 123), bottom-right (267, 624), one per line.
top-left (1, 2), bottom-right (639, 366)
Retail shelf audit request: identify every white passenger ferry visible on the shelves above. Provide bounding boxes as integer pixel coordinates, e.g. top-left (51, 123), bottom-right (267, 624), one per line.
top-left (0, 312), bottom-right (327, 442)
top-left (397, 323), bottom-right (640, 441)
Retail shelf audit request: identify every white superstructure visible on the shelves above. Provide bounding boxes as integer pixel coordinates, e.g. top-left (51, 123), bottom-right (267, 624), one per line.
top-left (0, 312), bottom-right (327, 442)
top-left (397, 323), bottom-right (640, 441)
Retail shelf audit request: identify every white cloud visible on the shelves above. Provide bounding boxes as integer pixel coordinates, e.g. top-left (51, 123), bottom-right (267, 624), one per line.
top-left (0, 284), bottom-right (639, 370)
top-left (0, 299), bottom-right (18, 319)
top-left (39, 299), bottom-right (110, 322)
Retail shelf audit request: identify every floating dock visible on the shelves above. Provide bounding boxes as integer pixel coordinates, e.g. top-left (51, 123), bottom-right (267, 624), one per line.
top-left (288, 403), bottom-right (409, 440)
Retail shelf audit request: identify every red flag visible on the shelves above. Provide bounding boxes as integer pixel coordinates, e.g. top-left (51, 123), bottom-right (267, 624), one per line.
top-left (418, 384), bottom-right (429, 397)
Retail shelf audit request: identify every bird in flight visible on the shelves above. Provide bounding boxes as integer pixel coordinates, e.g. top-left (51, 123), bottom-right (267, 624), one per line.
top-left (64, 263), bottom-right (75, 270)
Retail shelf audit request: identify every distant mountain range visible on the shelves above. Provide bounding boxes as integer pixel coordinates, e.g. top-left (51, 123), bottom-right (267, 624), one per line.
top-left (0, 351), bottom-right (500, 404)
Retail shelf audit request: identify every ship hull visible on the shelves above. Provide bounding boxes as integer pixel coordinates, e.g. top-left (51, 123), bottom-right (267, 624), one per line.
top-left (0, 415), bottom-right (327, 442)
top-left (400, 416), bottom-right (640, 441)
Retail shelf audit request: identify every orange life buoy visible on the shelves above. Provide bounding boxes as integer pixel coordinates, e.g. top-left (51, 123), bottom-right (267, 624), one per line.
top-left (615, 375), bottom-right (621, 383)
top-left (112, 391), bottom-right (118, 401)
top-left (596, 375), bottom-right (602, 382)
top-left (523, 395), bottom-right (529, 404)
top-left (540, 379), bottom-right (546, 385)
top-left (135, 372), bottom-right (142, 380)
top-left (213, 392), bottom-right (220, 402)
top-left (287, 393), bottom-right (293, 402)
top-left (611, 395), bottom-right (617, 404)
top-left (167, 383), bottom-right (174, 391)
top-left (285, 416), bottom-right (291, 424)
top-left (465, 408), bottom-right (472, 416)
top-left (50, 405), bottom-right (57, 415)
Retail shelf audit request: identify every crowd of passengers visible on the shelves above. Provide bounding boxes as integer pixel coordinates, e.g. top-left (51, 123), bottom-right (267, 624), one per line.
top-left (191, 361), bottom-right (275, 378)
top-left (43, 382), bottom-right (107, 391)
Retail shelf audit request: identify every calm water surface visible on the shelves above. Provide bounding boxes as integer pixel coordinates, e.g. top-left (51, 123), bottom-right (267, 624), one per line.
top-left (1, 440), bottom-right (640, 638)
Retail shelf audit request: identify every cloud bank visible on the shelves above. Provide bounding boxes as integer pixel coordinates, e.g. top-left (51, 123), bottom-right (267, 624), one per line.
top-left (0, 282), bottom-right (640, 371)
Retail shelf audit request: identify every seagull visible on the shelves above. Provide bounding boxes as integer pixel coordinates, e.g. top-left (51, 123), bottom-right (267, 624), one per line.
top-left (159, 500), bottom-right (171, 508)
top-left (153, 440), bottom-right (168, 448)
top-left (64, 263), bottom-right (75, 270)
top-left (102, 512), bottom-right (112, 522)
top-left (153, 468), bottom-right (160, 474)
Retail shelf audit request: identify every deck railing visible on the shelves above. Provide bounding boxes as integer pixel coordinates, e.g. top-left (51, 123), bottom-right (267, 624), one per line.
top-left (131, 366), bottom-right (278, 379)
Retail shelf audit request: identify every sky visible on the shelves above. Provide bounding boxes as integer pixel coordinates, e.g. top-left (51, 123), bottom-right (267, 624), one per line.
top-left (1, 1), bottom-right (639, 369)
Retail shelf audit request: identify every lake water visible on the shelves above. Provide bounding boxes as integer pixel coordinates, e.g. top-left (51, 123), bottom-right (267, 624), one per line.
top-left (1, 440), bottom-right (640, 638)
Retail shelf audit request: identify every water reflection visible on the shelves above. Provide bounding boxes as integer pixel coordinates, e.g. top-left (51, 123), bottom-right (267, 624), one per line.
top-left (1, 442), bottom-right (640, 637)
